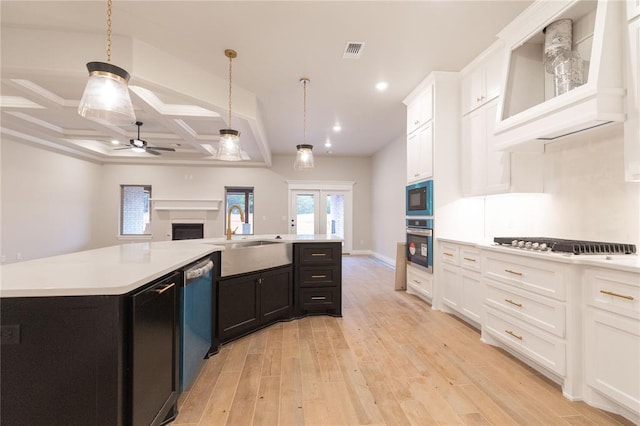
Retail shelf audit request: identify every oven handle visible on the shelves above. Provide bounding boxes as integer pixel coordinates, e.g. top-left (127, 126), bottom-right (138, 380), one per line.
top-left (406, 228), bottom-right (433, 237)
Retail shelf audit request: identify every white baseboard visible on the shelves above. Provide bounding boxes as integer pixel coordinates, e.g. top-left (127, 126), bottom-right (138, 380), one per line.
top-left (371, 252), bottom-right (396, 269)
top-left (348, 249), bottom-right (373, 256)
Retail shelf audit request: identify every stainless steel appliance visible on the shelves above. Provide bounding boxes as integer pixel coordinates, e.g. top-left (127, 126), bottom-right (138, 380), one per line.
top-left (406, 180), bottom-right (433, 216)
top-left (180, 257), bottom-right (214, 392)
top-left (494, 237), bottom-right (637, 255)
top-left (406, 218), bottom-right (433, 272)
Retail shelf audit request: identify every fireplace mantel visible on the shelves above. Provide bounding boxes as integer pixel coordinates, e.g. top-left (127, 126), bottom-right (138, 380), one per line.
top-left (150, 199), bottom-right (222, 211)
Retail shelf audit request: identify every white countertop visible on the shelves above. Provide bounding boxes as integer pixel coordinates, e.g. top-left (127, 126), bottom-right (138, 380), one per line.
top-left (437, 237), bottom-right (640, 273)
top-left (0, 235), bottom-right (342, 298)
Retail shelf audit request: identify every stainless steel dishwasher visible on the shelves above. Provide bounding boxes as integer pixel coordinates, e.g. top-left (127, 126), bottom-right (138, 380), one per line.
top-left (180, 256), bottom-right (214, 392)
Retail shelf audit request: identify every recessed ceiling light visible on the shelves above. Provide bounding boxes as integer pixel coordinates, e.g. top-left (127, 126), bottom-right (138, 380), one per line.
top-left (111, 139), bottom-right (120, 145)
top-left (333, 124), bottom-right (341, 132)
top-left (325, 139), bottom-right (332, 148)
top-left (375, 81), bottom-right (389, 91)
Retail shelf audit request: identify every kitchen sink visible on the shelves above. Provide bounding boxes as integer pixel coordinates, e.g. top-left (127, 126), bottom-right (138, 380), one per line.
top-left (213, 240), bottom-right (293, 277)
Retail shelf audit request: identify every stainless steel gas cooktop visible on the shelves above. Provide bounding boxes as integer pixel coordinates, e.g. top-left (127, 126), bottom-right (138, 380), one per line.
top-left (493, 237), bottom-right (637, 255)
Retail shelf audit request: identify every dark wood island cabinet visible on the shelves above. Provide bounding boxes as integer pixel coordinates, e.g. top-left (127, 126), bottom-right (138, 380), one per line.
top-left (0, 271), bottom-right (181, 426)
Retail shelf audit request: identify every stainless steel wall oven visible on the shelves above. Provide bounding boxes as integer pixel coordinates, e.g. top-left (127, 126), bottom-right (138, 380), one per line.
top-left (406, 218), bottom-right (433, 273)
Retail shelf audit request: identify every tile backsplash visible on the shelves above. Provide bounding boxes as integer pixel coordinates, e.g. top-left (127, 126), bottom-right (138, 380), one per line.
top-left (484, 124), bottom-right (640, 245)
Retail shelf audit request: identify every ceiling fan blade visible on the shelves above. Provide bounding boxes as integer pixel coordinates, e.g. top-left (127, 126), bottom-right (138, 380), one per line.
top-left (147, 146), bottom-right (176, 152)
top-left (145, 149), bottom-right (162, 156)
top-left (114, 147), bottom-right (131, 150)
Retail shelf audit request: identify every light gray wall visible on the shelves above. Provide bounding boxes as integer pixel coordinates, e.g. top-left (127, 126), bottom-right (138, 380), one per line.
top-left (1, 139), bottom-right (102, 263)
top-left (93, 154), bottom-right (373, 250)
top-left (371, 135), bottom-right (406, 265)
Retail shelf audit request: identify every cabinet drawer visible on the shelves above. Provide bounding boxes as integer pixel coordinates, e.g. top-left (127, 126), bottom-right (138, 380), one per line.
top-left (406, 264), bottom-right (433, 298)
top-left (460, 247), bottom-right (481, 272)
top-left (298, 244), bottom-right (341, 265)
top-left (485, 279), bottom-right (565, 337)
top-left (440, 244), bottom-right (460, 265)
top-left (299, 266), bottom-right (338, 287)
top-left (482, 252), bottom-right (567, 301)
top-left (485, 307), bottom-right (566, 376)
top-left (585, 268), bottom-right (640, 318)
top-left (299, 288), bottom-right (339, 311)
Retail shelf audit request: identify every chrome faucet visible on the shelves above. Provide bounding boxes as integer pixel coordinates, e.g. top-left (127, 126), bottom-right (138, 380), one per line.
top-left (226, 204), bottom-right (245, 240)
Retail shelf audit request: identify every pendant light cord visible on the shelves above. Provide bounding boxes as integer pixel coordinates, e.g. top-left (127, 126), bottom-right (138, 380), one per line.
top-left (228, 53), bottom-right (233, 127)
top-left (106, 0), bottom-right (112, 62)
top-left (303, 79), bottom-right (307, 143)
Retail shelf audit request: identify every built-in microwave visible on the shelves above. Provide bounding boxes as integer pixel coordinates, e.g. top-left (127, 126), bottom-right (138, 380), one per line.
top-left (406, 180), bottom-right (433, 216)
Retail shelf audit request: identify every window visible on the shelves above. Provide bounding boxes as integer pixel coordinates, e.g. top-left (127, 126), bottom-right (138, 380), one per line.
top-left (225, 187), bottom-right (254, 235)
top-left (120, 185), bottom-right (152, 235)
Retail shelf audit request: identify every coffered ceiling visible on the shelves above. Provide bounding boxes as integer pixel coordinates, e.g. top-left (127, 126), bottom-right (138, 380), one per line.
top-left (0, 1), bottom-right (532, 166)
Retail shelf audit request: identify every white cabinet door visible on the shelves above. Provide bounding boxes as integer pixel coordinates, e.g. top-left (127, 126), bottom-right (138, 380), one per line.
top-left (460, 46), bottom-right (504, 115)
top-left (441, 263), bottom-right (461, 310)
top-left (585, 308), bottom-right (640, 414)
top-left (460, 270), bottom-right (483, 324)
top-left (484, 100), bottom-right (511, 193)
top-left (625, 19), bottom-right (640, 181)
top-left (629, 0), bottom-right (640, 20)
top-left (407, 123), bottom-right (434, 183)
top-left (484, 50), bottom-right (504, 105)
top-left (406, 86), bottom-right (433, 134)
top-left (461, 99), bottom-right (510, 195)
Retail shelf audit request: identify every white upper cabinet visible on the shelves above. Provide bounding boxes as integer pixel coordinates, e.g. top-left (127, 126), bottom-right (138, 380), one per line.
top-left (629, 0), bottom-right (640, 20)
top-left (406, 122), bottom-right (434, 183)
top-left (493, 0), bottom-right (626, 149)
top-left (625, 7), bottom-right (640, 181)
top-left (406, 85), bottom-right (433, 135)
top-left (460, 41), bottom-right (505, 115)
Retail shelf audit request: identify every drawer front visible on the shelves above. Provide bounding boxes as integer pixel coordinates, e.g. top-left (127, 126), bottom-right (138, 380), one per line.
top-left (585, 268), bottom-right (640, 318)
top-left (407, 265), bottom-right (433, 297)
top-left (299, 267), bottom-right (337, 287)
top-left (460, 247), bottom-right (481, 272)
top-left (298, 244), bottom-right (341, 265)
top-left (299, 288), bottom-right (338, 311)
top-left (440, 243), bottom-right (460, 266)
top-left (485, 307), bottom-right (566, 376)
top-left (482, 252), bottom-right (567, 301)
top-left (485, 279), bottom-right (565, 337)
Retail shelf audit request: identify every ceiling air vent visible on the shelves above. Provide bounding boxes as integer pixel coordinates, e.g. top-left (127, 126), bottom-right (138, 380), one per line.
top-left (343, 42), bottom-right (365, 59)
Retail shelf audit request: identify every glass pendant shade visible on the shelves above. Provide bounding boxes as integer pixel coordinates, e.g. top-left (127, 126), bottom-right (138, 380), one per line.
top-left (78, 62), bottom-right (136, 126)
top-left (294, 144), bottom-right (314, 170)
top-left (217, 128), bottom-right (242, 161)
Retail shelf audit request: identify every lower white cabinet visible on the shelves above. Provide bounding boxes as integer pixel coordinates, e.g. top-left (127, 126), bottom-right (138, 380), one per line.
top-left (438, 241), bottom-right (482, 326)
top-left (584, 267), bottom-right (640, 420)
top-left (406, 263), bottom-right (433, 302)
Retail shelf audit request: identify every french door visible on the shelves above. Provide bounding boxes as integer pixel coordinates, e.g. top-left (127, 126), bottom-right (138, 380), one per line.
top-left (288, 183), bottom-right (353, 253)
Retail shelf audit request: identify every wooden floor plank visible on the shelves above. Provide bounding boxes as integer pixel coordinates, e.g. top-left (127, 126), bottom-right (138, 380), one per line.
top-left (225, 353), bottom-right (264, 425)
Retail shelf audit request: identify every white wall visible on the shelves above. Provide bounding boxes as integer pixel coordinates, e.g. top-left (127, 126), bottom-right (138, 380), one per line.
top-left (1, 140), bottom-right (102, 263)
top-left (371, 135), bottom-right (406, 265)
top-left (480, 124), bottom-right (640, 246)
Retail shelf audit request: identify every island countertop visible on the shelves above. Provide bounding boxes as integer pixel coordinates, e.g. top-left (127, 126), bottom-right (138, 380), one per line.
top-left (0, 235), bottom-right (342, 298)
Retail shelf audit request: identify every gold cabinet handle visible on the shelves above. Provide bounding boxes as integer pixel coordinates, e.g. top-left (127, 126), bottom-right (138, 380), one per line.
top-left (463, 257), bottom-right (477, 262)
top-left (311, 296), bottom-right (327, 300)
top-left (311, 275), bottom-right (327, 278)
top-left (505, 269), bottom-right (523, 276)
top-left (505, 330), bottom-right (523, 340)
top-left (505, 298), bottom-right (522, 307)
top-left (443, 252), bottom-right (454, 257)
top-left (155, 283), bottom-right (175, 295)
top-left (600, 290), bottom-right (634, 300)
top-left (311, 253), bottom-right (326, 257)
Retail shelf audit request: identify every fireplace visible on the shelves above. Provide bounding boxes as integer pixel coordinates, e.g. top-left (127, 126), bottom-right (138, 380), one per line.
top-left (172, 223), bottom-right (204, 240)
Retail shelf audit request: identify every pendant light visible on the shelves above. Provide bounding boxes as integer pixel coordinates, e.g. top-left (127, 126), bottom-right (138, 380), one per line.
top-left (216, 49), bottom-right (242, 161)
top-left (294, 77), bottom-right (314, 170)
top-left (78, 0), bottom-right (136, 126)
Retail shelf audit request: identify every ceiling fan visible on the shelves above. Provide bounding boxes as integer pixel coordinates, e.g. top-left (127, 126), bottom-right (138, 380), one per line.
top-left (116, 121), bottom-right (176, 155)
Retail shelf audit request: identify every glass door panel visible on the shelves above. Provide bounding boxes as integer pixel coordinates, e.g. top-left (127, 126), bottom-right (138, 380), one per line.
top-left (291, 191), bottom-right (319, 235)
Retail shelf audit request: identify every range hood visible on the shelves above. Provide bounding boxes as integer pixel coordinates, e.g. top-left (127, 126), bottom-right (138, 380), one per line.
top-left (493, 0), bottom-right (625, 149)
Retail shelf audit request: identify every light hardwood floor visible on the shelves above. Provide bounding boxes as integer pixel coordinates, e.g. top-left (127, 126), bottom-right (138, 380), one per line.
top-left (173, 256), bottom-right (632, 426)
